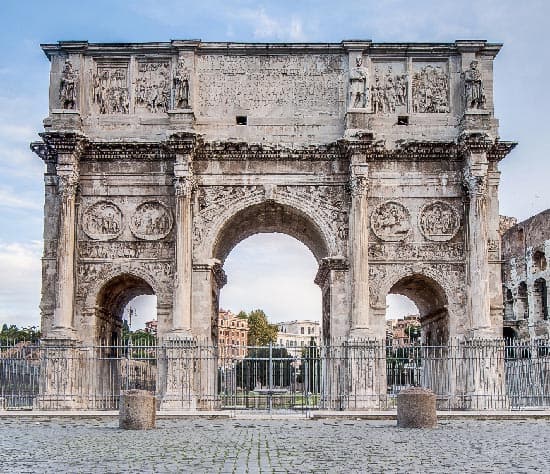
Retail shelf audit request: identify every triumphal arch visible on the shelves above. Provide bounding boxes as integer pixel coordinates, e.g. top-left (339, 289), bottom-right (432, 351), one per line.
top-left (32, 39), bottom-right (516, 409)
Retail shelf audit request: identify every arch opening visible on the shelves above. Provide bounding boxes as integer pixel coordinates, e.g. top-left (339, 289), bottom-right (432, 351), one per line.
top-left (95, 273), bottom-right (156, 343)
top-left (212, 200), bottom-right (330, 342)
top-left (218, 233), bottom-right (322, 346)
top-left (387, 274), bottom-right (449, 345)
top-left (212, 201), bottom-right (330, 264)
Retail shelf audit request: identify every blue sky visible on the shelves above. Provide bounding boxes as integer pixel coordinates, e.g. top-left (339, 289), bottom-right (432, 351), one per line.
top-left (0, 0), bottom-right (548, 328)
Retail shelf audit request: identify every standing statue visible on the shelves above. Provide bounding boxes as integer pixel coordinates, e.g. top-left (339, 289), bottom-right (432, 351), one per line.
top-left (174, 58), bottom-right (190, 109)
top-left (59, 59), bottom-right (77, 109)
top-left (349, 57), bottom-right (368, 108)
top-left (463, 60), bottom-right (485, 110)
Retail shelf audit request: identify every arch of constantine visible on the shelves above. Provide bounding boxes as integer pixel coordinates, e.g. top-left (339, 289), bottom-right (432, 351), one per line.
top-left (31, 39), bottom-right (516, 409)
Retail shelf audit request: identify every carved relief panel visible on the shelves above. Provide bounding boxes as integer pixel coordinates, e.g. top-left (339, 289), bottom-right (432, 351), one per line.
top-left (370, 62), bottom-right (408, 114)
top-left (91, 60), bottom-right (130, 114)
top-left (81, 201), bottom-right (123, 241)
top-left (412, 62), bottom-right (450, 113)
top-left (371, 201), bottom-right (411, 241)
top-left (130, 201), bottom-right (173, 240)
top-left (135, 60), bottom-right (171, 113)
top-left (418, 201), bottom-right (460, 241)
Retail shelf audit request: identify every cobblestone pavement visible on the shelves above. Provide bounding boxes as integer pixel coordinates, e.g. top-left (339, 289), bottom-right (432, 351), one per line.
top-left (0, 418), bottom-right (549, 473)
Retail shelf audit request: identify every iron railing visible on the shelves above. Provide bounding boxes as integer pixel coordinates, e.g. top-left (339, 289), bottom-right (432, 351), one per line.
top-left (0, 338), bottom-right (549, 411)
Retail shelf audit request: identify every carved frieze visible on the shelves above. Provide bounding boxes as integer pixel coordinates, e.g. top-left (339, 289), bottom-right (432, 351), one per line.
top-left (81, 201), bottom-right (123, 241)
top-left (371, 201), bottom-right (411, 242)
top-left (78, 241), bottom-right (174, 259)
top-left (371, 65), bottom-right (407, 114)
top-left (412, 64), bottom-right (449, 113)
top-left (368, 242), bottom-right (464, 261)
top-left (59, 59), bottom-right (77, 110)
top-left (91, 64), bottom-right (129, 114)
top-left (136, 61), bottom-right (170, 113)
top-left (419, 201), bottom-right (461, 242)
top-left (130, 201), bottom-right (173, 240)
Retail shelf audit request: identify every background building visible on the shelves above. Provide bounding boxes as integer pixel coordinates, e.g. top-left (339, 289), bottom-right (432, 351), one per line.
top-left (386, 315), bottom-right (421, 346)
top-left (501, 209), bottom-right (550, 340)
top-left (217, 309), bottom-right (249, 359)
top-left (277, 320), bottom-right (321, 354)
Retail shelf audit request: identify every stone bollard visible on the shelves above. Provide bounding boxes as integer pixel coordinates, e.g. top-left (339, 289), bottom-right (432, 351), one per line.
top-left (119, 390), bottom-right (156, 430)
top-left (397, 387), bottom-right (437, 428)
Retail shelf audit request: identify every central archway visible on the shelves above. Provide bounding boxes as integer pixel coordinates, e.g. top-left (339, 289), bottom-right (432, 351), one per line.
top-left (205, 200), bottom-right (343, 343)
top-left (212, 201), bottom-right (330, 263)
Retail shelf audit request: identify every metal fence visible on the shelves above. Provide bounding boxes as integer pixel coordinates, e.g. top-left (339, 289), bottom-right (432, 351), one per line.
top-left (1, 338), bottom-right (549, 411)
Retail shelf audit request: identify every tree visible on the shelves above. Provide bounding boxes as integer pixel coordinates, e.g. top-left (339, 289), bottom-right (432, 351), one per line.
top-left (236, 310), bottom-right (248, 320)
top-left (0, 324), bottom-right (41, 343)
top-left (246, 309), bottom-right (278, 346)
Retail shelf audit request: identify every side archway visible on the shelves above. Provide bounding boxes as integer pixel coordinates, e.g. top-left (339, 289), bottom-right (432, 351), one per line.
top-left (386, 273), bottom-right (449, 345)
top-left (95, 273), bottom-right (155, 343)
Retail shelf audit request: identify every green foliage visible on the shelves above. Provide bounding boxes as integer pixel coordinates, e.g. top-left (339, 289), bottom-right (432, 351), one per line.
top-left (236, 311), bottom-right (248, 320)
top-left (246, 309), bottom-right (278, 346)
top-left (235, 346), bottom-right (293, 391)
top-left (0, 324), bottom-right (41, 342)
top-left (298, 338), bottom-right (321, 392)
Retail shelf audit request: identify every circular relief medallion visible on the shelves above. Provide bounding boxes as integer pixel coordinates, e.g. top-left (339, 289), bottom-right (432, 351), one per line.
top-left (82, 201), bottom-right (123, 241)
top-left (130, 201), bottom-right (173, 240)
top-left (371, 201), bottom-right (411, 242)
top-left (419, 201), bottom-right (460, 241)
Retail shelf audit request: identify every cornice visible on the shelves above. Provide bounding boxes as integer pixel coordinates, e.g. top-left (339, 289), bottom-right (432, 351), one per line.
top-left (193, 141), bottom-right (345, 161)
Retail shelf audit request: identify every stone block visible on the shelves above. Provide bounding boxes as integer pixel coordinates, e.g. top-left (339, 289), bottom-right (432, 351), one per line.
top-left (397, 387), bottom-right (437, 428)
top-left (119, 390), bottom-right (156, 430)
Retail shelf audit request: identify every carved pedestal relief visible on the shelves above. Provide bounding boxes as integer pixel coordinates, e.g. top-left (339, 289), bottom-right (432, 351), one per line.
top-left (371, 201), bottom-right (411, 241)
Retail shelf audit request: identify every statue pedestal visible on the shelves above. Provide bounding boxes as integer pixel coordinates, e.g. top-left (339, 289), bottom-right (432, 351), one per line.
top-left (44, 110), bottom-right (82, 131)
top-left (168, 109), bottom-right (194, 131)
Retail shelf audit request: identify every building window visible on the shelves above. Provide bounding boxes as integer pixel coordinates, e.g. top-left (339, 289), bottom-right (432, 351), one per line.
top-left (301, 327), bottom-right (304, 334)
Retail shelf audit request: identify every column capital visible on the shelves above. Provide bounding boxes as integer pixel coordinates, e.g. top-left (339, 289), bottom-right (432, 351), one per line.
top-left (462, 166), bottom-right (487, 198)
top-left (57, 170), bottom-right (79, 197)
top-left (349, 163), bottom-right (369, 197)
top-left (174, 175), bottom-right (197, 197)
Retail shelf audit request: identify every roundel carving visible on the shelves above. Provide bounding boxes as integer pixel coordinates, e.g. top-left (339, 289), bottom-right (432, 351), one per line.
top-left (130, 201), bottom-right (173, 240)
top-left (82, 201), bottom-right (123, 241)
top-left (371, 201), bottom-right (411, 242)
top-left (419, 201), bottom-right (460, 241)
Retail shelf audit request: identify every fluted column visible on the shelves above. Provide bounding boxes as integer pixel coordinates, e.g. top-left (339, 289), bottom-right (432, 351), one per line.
top-left (172, 172), bottom-right (195, 335)
top-left (53, 167), bottom-right (79, 333)
top-left (349, 163), bottom-right (370, 335)
top-left (463, 149), bottom-right (492, 334)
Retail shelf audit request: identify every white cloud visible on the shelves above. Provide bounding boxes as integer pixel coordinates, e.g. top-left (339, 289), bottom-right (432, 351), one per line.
top-left (0, 240), bottom-right (42, 327)
top-left (235, 8), bottom-right (307, 41)
top-left (0, 187), bottom-right (42, 211)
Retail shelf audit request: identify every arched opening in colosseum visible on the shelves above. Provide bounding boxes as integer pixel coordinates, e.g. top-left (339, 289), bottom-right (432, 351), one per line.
top-left (386, 274), bottom-right (449, 345)
top-left (533, 250), bottom-right (547, 273)
top-left (516, 282), bottom-right (528, 320)
top-left (95, 274), bottom-right (156, 344)
top-left (533, 278), bottom-right (549, 321)
top-left (212, 201), bottom-right (329, 344)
